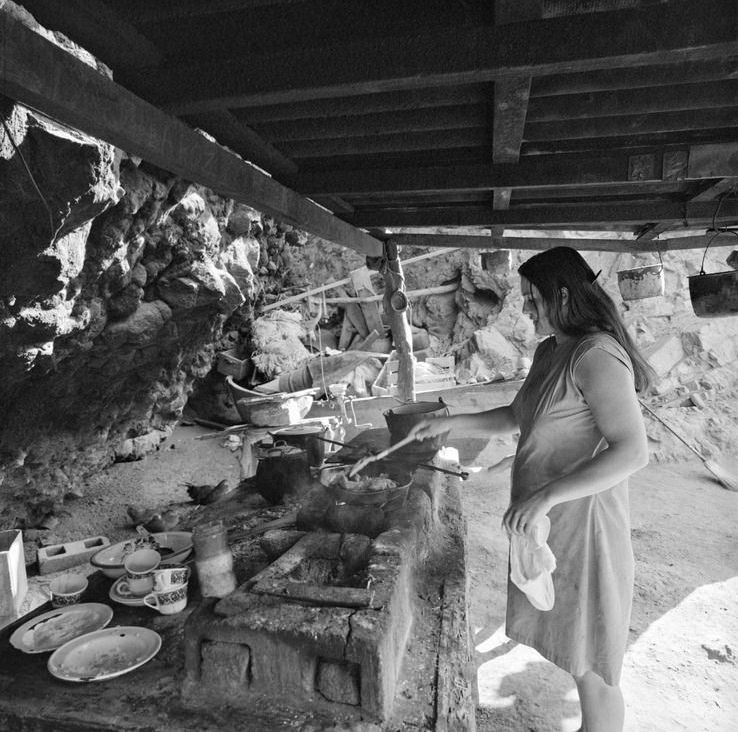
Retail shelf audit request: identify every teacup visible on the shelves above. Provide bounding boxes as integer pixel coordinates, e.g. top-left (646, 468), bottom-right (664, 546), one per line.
top-left (152, 564), bottom-right (190, 592)
top-left (119, 548), bottom-right (161, 596)
top-left (49, 573), bottom-right (88, 608)
top-left (143, 584), bottom-right (188, 615)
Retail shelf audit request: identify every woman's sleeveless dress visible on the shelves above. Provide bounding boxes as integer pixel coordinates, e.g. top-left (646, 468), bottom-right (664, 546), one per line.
top-left (507, 332), bottom-right (635, 685)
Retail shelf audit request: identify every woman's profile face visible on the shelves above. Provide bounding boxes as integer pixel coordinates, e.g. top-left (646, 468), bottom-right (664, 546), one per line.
top-left (520, 277), bottom-right (555, 337)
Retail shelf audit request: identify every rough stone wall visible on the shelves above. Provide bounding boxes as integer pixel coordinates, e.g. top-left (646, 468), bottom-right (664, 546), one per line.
top-left (0, 97), bottom-right (359, 526)
top-left (403, 242), bottom-right (738, 463)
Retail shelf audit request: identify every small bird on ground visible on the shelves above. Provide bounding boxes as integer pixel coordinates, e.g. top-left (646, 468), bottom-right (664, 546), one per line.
top-left (185, 479), bottom-right (233, 505)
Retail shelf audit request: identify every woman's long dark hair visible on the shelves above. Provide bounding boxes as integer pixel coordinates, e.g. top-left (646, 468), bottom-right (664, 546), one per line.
top-left (518, 246), bottom-right (654, 392)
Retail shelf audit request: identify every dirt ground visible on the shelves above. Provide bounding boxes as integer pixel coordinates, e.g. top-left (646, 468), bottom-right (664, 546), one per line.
top-left (28, 407), bottom-right (738, 732)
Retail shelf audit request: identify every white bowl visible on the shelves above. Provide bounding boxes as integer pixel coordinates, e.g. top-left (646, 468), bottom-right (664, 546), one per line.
top-left (89, 532), bottom-right (193, 579)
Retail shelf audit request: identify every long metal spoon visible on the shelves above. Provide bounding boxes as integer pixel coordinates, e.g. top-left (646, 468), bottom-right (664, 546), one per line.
top-left (348, 434), bottom-right (418, 477)
top-left (317, 435), bottom-right (468, 480)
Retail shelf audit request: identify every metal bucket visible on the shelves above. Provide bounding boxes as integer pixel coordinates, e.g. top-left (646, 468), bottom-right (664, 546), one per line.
top-left (255, 444), bottom-right (312, 505)
top-left (269, 424), bottom-right (328, 466)
top-left (689, 271), bottom-right (738, 318)
top-left (383, 398), bottom-right (450, 450)
top-left (617, 265), bottom-right (665, 301)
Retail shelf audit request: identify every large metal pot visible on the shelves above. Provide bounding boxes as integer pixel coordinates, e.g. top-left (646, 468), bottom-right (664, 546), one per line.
top-left (255, 444), bottom-right (312, 505)
top-left (319, 463), bottom-right (412, 509)
top-left (383, 398), bottom-right (450, 451)
top-left (269, 424), bottom-right (328, 466)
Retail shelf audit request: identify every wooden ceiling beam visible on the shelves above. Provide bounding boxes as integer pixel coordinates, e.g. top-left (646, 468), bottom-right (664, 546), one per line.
top-left (122, 0), bottom-right (311, 23)
top-left (636, 176), bottom-right (738, 239)
top-left (235, 85), bottom-right (488, 122)
top-left (492, 77), bottom-right (531, 163)
top-left (511, 181), bottom-right (690, 201)
top-left (531, 57), bottom-right (738, 97)
top-left (280, 129), bottom-right (488, 158)
top-left (295, 144), bottom-right (738, 196)
top-left (688, 177), bottom-right (738, 202)
top-left (491, 76), bottom-right (530, 219)
top-left (183, 110), bottom-right (298, 180)
top-left (18, 0), bottom-right (163, 68)
top-left (0, 11), bottom-right (382, 256)
top-left (528, 80), bottom-right (738, 122)
top-left (255, 105), bottom-right (486, 142)
top-left (390, 232), bottom-right (738, 252)
top-left (346, 200), bottom-right (738, 228)
top-left (525, 107), bottom-right (738, 142)
top-left (521, 128), bottom-right (738, 155)
top-left (150, 0), bottom-right (737, 113)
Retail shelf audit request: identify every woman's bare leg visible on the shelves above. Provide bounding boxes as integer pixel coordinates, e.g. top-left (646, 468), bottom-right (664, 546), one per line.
top-left (574, 671), bottom-right (624, 732)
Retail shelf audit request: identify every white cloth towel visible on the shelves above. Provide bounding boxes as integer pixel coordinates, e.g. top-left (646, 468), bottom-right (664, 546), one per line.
top-left (510, 515), bottom-right (557, 611)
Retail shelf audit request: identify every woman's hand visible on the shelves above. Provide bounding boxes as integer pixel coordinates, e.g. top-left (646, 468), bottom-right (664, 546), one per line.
top-left (502, 488), bottom-right (553, 537)
top-left (406, 416), bottom-right (452, 442)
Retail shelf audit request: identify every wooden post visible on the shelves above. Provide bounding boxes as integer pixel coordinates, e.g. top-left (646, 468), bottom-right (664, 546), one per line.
top-left (382, 242), bottom-right (415, 402)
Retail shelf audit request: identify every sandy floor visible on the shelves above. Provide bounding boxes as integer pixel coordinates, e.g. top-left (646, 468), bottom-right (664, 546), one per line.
top-left (456, 434), bottom-right (738, 732)
top-left (20, 417), bottom-right (738, 731)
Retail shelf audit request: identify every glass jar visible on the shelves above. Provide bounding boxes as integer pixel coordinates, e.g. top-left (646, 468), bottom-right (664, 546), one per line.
top-left (192, 520), bottom-right (236, 598)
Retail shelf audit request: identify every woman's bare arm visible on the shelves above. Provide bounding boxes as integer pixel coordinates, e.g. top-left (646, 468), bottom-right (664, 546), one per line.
top-left (503, 348), bottom-right (648, 535)
top-left (408, 404), bottom-right (519, 442)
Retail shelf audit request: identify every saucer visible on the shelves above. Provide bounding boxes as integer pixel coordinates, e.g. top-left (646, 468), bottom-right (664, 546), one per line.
top-left (109, 576), bottom-right (149, 607)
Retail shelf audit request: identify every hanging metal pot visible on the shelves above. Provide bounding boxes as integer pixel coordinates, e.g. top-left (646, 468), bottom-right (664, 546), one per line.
top-left (689, 270), bottom-right (738, 318)
top-left (617, 264), bottom-right (664, 301)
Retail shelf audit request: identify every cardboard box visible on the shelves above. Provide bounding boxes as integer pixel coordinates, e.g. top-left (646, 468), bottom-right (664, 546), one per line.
top-left (0, 529), bottom-right (28, 617)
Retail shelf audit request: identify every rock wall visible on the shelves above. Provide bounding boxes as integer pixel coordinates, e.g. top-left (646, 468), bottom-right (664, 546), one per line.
top-left (402, 242), bottom-right (738, 464)
top-left (0, 97), bottom-right (360, 526)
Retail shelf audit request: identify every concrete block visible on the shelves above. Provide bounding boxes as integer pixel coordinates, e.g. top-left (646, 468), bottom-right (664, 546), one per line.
top-left (37, 535), bottom-right (110, 575)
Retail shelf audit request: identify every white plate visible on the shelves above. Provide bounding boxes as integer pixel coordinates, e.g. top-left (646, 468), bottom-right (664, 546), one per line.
top-left (90, 532), bottom-right (193, 578)
top-left (9, 603), bottom-right (114, 654)
top-left (108, 576), bottom-right (147, 607)
top-left (47, 626), bottom-right (161, 682)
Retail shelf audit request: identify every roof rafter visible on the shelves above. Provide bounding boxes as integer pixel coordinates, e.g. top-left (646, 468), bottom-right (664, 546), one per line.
top-left (295, 143), bottom-right (738, 197)
top-left (150, 0), bottom-right (738, 113)
top-left (0, 11), bottom-right (382, 255)
top-left (389, 231), bottom-right (738, 252)
top-left (346, 200), bottom-right (738, 228)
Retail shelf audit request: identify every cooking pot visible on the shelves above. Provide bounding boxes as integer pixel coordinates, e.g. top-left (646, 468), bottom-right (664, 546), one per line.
top-left (319, 463), bottom-right (413, 509)
top-left (384, 398), bottom-right (450, 451)
top-left (689, 270), bottom-right (738, 318)
top-left (255, 443), bottom-right (312, 505)
top-left (269, 423), bottom-right (328, 466)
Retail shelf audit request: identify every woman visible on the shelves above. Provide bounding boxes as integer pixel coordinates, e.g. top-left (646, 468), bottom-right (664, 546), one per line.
top-left (408, 247), bottom-right (653, 732)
